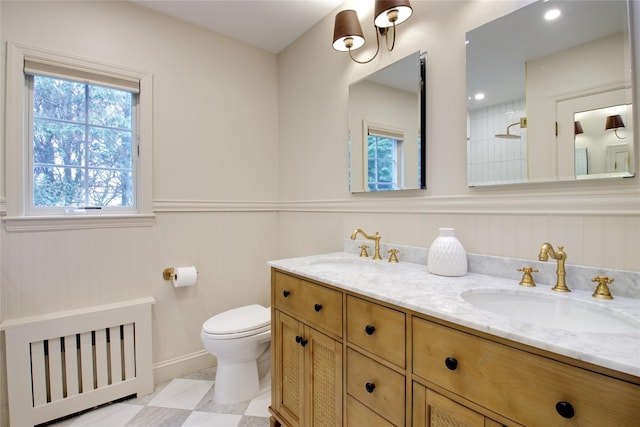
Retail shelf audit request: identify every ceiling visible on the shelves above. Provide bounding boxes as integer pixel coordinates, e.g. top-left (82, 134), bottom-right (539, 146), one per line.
top-left (130, 0), bottom-right (343, 54)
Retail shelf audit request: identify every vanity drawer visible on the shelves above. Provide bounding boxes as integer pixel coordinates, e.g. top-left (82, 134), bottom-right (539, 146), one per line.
top-left (347, 348), bottom-right (405, 426)
top-left (273, 271), bottom-right (342, 337)
top-left (346, 395), bottom-right (395, 427)
top-left (347, 296), bottom-right (406, 368)
top-left (413, 317), bottom-right (640, 426)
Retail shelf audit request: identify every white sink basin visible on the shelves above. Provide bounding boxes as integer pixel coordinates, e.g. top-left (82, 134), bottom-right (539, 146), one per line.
top-left (306, 257), bottom-right (385, 274)
top-left (462, 289), bottom-right (639, 334)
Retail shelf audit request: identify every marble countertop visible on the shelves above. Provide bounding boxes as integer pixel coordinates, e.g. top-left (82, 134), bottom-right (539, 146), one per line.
top-left (268, 252), bottom-right (640, 378)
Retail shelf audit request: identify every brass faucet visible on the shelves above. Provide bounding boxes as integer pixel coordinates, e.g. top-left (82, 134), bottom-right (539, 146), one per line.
top-left (538, 243), bottom-right (570, 292)
top-left (351, 229), bottom-right (382, 260)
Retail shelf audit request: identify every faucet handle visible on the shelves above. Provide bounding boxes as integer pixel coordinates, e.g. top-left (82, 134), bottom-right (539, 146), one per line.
top-left (517, 267), bottom-right (539, 287)
top-left (591, 275), bottom-right (614, 300)
top-left (358, 245), bottom-right (369, 258)
top-left (388, 249), bottom-right (399, 263)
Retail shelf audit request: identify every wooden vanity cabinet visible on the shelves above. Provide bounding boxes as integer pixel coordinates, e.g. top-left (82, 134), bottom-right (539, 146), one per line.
top-left (270, 268), bottom-right (640, 427)
top-left (271, 272), bottom-right (342, 427)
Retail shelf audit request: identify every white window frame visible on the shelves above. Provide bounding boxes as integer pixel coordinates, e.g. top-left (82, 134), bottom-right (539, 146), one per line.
top-left (4, 42), bottom-right (154, 231)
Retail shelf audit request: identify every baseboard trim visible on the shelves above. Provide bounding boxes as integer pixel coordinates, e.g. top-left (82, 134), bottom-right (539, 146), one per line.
top-left (152, 350), bottom-right (215, 385)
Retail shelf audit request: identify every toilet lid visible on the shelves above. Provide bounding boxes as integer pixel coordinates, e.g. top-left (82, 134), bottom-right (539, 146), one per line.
top-left (202, 304), bottom-right (271, 335)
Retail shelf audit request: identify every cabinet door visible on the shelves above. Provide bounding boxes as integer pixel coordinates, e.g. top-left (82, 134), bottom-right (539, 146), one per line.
top-left (413, 382), bottom-right (505, 427)
top-left (273, 311), bottom-right (305, 427)
top-left (305, 325), bottom-right (343, 427)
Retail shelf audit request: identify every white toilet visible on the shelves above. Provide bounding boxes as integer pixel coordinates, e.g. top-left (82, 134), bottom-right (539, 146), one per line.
top-left (200, 304), bottom-right (271, 404)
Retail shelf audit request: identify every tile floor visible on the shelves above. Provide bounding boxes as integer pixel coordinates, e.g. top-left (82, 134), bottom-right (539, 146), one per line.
top-left (44, 367), bottom-right (271, 427)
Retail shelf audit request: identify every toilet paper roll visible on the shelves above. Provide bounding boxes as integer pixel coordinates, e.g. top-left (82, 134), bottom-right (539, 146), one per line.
top-left (172, 266), bottom-right (198, 287)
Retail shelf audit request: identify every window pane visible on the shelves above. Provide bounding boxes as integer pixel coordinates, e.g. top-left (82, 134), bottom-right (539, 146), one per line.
top-left (34, 119), bottom-right (85, 167)
top-left (88, 128), bottom-right (132, 168)
top-left (33, 76), bottom-right (86, 122)
top-left (377, 160), bottom-right (394, 183)
top-left (367, 134), bottom-right (399, 191)
top-left (375, 138), bottom-right (394, 158)
top-left (33, 166), bottom-right (86, 207)
top-left (87, 169), bottom-right (133, 207)
top-left (88, 86), bottom-right (132, 129)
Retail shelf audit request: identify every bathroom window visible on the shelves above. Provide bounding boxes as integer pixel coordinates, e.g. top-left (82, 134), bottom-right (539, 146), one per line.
top-left (367, 127), bottom-right (403, 191)
top-left (28, 74), bottom-right (136, 212)
top-left (4, 43), bottom-right (154, 230)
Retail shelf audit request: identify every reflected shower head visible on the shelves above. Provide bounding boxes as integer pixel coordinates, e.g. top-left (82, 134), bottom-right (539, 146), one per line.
top-left (495, 122), bottom-right (522, 139)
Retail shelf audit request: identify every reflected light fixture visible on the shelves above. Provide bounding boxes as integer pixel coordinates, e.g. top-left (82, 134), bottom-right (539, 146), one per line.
top-left (544, 8), bottom-right (561, 21)
top-left (605, 114), bottom-right (626, 139)
top-left (333, 0), bottom-right (413, 64)
top-left (574, 121), bottom-right (584, 135)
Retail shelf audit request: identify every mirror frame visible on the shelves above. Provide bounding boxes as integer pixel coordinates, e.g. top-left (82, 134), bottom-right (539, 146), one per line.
top-left (348, 51), bottom-right (427, 192)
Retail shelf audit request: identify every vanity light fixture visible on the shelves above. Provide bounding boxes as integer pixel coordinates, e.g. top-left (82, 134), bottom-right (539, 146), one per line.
top-left (332, 0), bottom-right (413, 64)
top-left (574, 121), bottom-right (584, 135)
top-left (605, 114), bottom-right (626, 139)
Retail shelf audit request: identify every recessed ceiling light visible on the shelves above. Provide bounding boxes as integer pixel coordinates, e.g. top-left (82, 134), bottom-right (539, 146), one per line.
top-left (544, 9), bottom-right (561, 21)
top-left (474, 93), bottom-right (485, 100)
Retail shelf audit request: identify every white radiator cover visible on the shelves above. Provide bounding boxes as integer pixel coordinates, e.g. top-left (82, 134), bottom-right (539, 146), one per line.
top-left (1, 297), bottom-right (155, 427)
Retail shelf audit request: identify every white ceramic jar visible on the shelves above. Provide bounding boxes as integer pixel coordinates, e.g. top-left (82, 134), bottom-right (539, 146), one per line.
top-left (427, 228), bottom-right (467, 276)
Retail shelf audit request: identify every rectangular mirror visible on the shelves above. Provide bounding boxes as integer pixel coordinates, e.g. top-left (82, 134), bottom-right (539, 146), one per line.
top-left (349, 51), bottom-right (426, 192)
top-left (466, 0), bottom-right (635, 186)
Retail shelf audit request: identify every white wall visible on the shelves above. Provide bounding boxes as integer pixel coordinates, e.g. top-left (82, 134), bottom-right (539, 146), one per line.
top-left (0, 2), bottom-right (279, 421)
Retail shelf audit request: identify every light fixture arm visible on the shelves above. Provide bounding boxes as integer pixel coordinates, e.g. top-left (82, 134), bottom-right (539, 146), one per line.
top-left (348, 29), bottom-right (382, 64)
top-left (614, 129), bottom-right (626, 139)
top-left (382, 23), bottom-right (397, 51)
top-left (348, 22), bottom-right (398, 64)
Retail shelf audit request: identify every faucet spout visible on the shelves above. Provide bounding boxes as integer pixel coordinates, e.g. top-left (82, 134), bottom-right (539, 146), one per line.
top-left (351, 229), bottom-right (382, 260)
top-left (538, 243), bottom-right (570, 292)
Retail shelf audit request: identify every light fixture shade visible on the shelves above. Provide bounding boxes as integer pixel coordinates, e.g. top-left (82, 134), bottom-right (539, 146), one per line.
top-left (333, 10), bottom-right (365, 51)
top-left (374, 0), bottom-right (413, 28)
top-left (605, 114), bottom-right (625, 130)
top-left (574, 121), bottom-right (584, 135)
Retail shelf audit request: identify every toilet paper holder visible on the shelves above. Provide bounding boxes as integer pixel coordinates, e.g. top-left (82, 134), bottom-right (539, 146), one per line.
top-left (162, 267), bottom-right (175, 280)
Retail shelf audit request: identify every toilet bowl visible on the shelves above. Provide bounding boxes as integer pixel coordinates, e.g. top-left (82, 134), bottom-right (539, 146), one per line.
top-left (200, 304), bottom-right (271, 404)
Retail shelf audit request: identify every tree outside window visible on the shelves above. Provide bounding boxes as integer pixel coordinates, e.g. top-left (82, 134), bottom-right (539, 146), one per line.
top-left (367, 135), bottom-right (399, 191)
